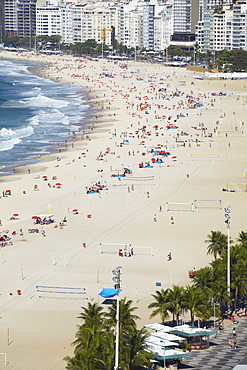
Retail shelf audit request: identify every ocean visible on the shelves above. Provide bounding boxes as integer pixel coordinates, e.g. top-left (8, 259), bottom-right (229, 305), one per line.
top-left (0, 58), bottom-right (90, 175)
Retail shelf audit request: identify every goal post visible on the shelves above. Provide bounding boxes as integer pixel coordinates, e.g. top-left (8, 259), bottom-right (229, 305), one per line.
top-left (133, 246), bottom-right (154, 256)
top-left (194, 200), bottom-right (222, 209)
top-left (226, 183), bottom-right (247, 192)
top-left (166, 202), bottom-right (194, 212)
top-left (99, 243), bottom-right (131, 254)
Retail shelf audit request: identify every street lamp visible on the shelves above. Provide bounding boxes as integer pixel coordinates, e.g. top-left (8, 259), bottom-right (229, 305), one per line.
top-left (112, 266), bottom-right (122, 370)
top-left (224, 206), bottom-right (231, 296)
top-left (211, 301), bottom-right (219, 329)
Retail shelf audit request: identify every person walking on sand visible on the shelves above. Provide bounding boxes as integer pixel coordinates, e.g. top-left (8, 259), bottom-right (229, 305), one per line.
top-left (154, 214), bottom-right (157, 222)
top-left (170, 216), bottom-right (174, 224)
top-left (167, 252), bottom-right (172, 261)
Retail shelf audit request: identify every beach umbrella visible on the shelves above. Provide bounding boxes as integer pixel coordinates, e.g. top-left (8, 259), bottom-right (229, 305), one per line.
top-left (42, 175), bottom-right (48, 179)
top-left (13, 214), bottom-right (19, 217)
top-left (32, 216), bottom-right (39, 219)
top-left (55, 183), bottom-right (62, 186)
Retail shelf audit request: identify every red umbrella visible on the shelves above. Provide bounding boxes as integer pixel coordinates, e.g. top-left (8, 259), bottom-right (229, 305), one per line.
top-left (32, 216), bottom-right (39, 219)
top-left (43, 175), bottom-right (47, 178)
top-left (13, 214), bottom-right (19, 217)
top-left (55, 183), bottom-right (62, 186)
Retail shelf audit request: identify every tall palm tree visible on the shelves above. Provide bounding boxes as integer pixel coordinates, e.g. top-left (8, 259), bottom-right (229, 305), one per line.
top-left (121, 327), bottom-right (153, 370)
top-left (65, 302), bottom-right (114, 370)
top-left (236, 231), bottom-right (247, 247)
top-left (192, 267), bottom-right (213, 294)
top-left (148, 289), bottom-right (170, 323)
top-left (183, 285), bottom-right (209, 326)
top-left (205, 230), bottom-right (228, 258)
top-left (77, 302), bottom-right (105, 327)
top-left (166, 285), bottom-right (184, 325)
top-left (105, 297), bottom-right (140, 335)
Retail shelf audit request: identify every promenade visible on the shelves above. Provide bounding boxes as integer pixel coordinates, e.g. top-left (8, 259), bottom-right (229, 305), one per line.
top-left (181, 317), bottom-right (247, 369)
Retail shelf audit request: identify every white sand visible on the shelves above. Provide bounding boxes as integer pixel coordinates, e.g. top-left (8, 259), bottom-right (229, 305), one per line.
top-left (0, 50), bottom-right (247, 369)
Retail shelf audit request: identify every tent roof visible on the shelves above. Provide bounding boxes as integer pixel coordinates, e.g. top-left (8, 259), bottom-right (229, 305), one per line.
top-left (145, 323), bottom-right (173, 332)
top-left (148, 346), bottom-right (191, 360)
top-left (146, 335), bottom-right (179, 348)
top-left (170, 325), bottom-right (215, 337)
top-left (151, 331), bottom-right (186, 342)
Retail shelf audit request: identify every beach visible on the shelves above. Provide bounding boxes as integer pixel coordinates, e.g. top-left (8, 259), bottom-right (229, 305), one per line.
top-left (0, 50), bottom-right (247, 369)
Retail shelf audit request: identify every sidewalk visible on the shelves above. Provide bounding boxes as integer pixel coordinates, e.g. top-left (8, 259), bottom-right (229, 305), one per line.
top-left (181, 317), bottom-right (247, 369)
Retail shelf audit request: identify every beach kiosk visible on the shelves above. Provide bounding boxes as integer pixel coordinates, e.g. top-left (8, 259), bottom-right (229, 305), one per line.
top-left (170, 325), bottom-right (216, 350)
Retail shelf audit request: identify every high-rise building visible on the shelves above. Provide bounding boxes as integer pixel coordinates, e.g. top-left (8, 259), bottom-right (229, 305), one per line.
top-left (232, 1), bottom-right (247, 50)
top-left (4, 0), bottom-right (18, 37)
top-left (17, 0), bottom-right (36, 38)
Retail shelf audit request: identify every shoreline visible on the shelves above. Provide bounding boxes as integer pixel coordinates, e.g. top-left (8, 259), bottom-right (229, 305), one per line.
top-left (0, 50), bottom-right (246, 369)
top-left (0, 55), bottom-right (102, 180)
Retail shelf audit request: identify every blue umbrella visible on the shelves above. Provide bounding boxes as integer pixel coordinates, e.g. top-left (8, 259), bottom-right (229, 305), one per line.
top-left (99, 288), bottom-right (122, 298)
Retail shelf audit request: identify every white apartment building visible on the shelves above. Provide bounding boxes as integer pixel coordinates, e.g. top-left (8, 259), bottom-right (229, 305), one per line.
top-left (210, 8), bottom-right (232, 51)
top-left (122, 10), bottom-right (140, 49)
top-left (154, 4), bottom-right (173, 51)
top-left (37, 2), bottom-right (114, 45)
top-left (36, 5), bottom-right (61, 36)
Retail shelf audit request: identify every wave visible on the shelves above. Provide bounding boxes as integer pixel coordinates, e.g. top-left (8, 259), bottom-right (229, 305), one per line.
top-left (20, 93), bottom-right (69, 108)
top-left (0, 125), bottom-right (34, 151)
top-left (28, 108), bottom-right (70, 126)
top-left (0, 137), bottom-right (21, 151)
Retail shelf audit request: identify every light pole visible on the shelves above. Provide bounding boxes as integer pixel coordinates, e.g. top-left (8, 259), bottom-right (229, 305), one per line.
top-left (211, 301), bottom-right (219, 329)
top-left (112, 266), bottom-right (122, 370)
top-left (224, 206), bottom-right (231, 296)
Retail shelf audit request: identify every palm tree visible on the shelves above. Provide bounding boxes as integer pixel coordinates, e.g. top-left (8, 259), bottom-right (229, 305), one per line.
top-left (148, 289), bottom-right (170, 323)
top-left (65, 302), bottom-right (114, 370)
top-left (183, 285), bottom-right (209, 326)
top-left (121, 327), bottom-right (153, 370)
top-left (205, 230), bottom-right (228, 258)
top-left (236, 231), bottom-right (247, 247)
top-left (77, 302), bottom-right (105, 327)
top-left (105, 297), bottom-right (140, 335)
top-left (166, 285), bottom-right (184, 325)
top-left (192, 267), bottom-right (213, 294)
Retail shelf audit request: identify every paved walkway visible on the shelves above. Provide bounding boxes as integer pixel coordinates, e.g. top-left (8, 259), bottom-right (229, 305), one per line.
top-left (181, 317), bottom-right (247, 369)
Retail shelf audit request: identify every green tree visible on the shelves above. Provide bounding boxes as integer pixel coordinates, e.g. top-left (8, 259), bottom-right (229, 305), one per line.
top-left (166, 285), bottom-right (184, 325)
top-left (192, 267), bottom-right (213, 295)
top-left (105, 297), bottom-right (139, 335)
top-left (183, 285), bottom-right (209, 326)
top-left (236, 231), bottom-right (247, 247)
top-left (205, 230), bottom-right (228, 258)
top-left (148, 289), bottom-right (170, 323)
top-left (121, 327), bottom-right (153, 370)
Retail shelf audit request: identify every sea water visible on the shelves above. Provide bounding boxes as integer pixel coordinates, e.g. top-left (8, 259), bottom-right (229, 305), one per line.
top-left (0, 58), bottom-right (90, 174)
